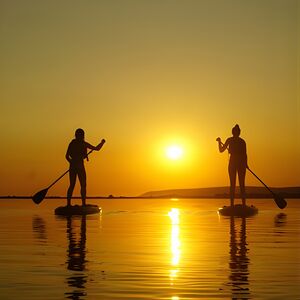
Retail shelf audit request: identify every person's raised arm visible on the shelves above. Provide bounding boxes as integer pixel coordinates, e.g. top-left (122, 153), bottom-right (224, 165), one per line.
top-left (216, 137), bottom-right (229, 153)
top-left (86, 139), bottom-right (106, 151)
top-left (96, 139), bottom-right (106, 150)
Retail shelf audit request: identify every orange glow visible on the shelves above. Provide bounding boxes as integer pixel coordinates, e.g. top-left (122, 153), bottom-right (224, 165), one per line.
top-left (0, 1), bottom-right (298, 197)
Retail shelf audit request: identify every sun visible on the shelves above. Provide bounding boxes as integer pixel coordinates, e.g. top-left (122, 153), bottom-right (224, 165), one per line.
top-left (166, 145), bottom-right (184, 160)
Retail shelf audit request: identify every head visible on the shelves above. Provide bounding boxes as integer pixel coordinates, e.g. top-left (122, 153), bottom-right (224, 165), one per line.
top-left (75, 128), bottom-right (85, 140)
top-left (232, 124), bottom-right (241, 137)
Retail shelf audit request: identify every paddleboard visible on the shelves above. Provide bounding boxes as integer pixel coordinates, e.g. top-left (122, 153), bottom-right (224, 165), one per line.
top-left (54, 204), bottom-right (101, 216)
top-left (218, 204), bottom-right (258, 217)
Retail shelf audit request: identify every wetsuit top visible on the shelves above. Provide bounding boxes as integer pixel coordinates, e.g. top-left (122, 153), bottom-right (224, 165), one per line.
top-left (67, 139), bottom-right (88, 167)
top-left (227, 137), bottom-right (247, 165)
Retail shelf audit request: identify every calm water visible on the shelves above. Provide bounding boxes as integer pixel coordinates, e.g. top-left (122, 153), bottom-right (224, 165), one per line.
top-left (0, 198), bottom-right (299, 300)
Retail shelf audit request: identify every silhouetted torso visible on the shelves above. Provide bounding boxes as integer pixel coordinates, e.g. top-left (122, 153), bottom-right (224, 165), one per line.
top-left (227, 137), bottom-right (247, 165)
top-left (67, 139), bottom-right (88, 167)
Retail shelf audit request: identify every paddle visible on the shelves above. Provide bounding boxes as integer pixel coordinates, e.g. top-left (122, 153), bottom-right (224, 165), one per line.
top-left (246, 167), bottom-right (287, 209)
top-left (216, 138), bottom-right (287, 209)
top-left (32, 139), bottom-right (105, 204)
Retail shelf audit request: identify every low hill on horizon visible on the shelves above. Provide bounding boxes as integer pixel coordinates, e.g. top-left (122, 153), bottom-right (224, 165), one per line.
top-left (140, 186), bottom-right (300, 198)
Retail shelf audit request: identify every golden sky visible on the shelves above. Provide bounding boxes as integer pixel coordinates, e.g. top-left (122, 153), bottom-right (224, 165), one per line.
top-left (0, 0), bottom-right (299, 196)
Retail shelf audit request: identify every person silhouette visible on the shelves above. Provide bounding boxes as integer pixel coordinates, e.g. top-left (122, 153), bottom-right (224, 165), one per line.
top-left (66, 128), bottom-right (105, 206)
top-left (217, 124), bottom-right (248, 207)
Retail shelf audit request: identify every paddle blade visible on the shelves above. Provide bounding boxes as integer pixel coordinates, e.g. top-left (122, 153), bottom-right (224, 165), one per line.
top-left (274, 195), bottom-right (287, 209)
top-left (32, 188), bottom-right (48, 204)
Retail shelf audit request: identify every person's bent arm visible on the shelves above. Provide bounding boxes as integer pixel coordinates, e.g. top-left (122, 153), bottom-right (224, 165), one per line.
top-left (86, 139), bottom-right (106, 151)
top-left (216, 138), bottom-right (229, 153)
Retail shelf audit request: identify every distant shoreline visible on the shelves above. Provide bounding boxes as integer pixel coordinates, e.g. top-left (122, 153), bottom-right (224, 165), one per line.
top-left (1, 195), bottom-right (300, 200)
top-left (2, 186), bottom-right (300, 200)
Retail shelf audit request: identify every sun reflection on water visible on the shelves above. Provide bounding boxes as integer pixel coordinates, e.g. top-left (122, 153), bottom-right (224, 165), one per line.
top-left (168, 208), bottom-right (181, 285)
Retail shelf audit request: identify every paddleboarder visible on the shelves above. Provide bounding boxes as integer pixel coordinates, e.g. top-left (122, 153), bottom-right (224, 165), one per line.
top-left (66, 128), bottom-right (105, 206)
top-left (216, 124), bottom-right (248, 207)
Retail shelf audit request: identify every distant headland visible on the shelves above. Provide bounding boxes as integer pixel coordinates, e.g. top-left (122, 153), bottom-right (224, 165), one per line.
top-left (139, 186), bottom-right (300, 199)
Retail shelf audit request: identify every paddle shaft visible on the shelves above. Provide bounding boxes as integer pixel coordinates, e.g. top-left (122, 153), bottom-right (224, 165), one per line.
top-left (217, 140), bottom-right (271, 190)
top-left (32, 140), bottom-right (105, 204)
top-left (46, 169), bottom-right (69, 190)
top-left (217, 138), bottom-right (287, 208)
top-left (246, 167), bottom-right (275, 197)
top-left (217, 139), bottom-right (265, 187)
top-left (46, 141), bottom-right (104, 190)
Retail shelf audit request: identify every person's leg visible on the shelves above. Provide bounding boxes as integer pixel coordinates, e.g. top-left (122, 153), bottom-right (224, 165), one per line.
top-left (67, 168), bottom-right (77, 206)
top-left (238, 165), bottom-right (246, 206)
top-left (78, 167), bottom-right (87, 206)
top-left (228, 161), bottom-right (237, 207)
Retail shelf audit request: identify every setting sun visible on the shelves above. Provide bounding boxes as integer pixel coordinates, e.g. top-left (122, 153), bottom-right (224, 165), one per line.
top-left (166, 145), bottom-right (184, 160)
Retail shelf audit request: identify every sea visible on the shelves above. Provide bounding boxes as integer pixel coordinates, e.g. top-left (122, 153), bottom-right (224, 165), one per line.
top-left (0, 198), bottom-right (299, 300)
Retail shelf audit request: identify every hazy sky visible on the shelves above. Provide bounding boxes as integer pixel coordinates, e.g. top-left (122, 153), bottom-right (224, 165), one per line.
top-left (1, 0), bottom-right (299, 196)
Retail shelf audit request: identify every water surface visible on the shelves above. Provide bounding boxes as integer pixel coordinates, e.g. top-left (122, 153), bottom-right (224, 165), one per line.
top-left (0, 198), bottom-right (299, 299)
